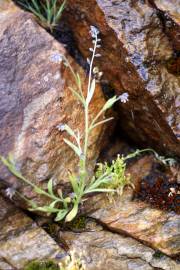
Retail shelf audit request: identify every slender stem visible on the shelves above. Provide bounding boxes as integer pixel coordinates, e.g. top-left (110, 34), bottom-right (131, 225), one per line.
top-left (83, 105), bottom-right (89, 170)
top-left (15, 190), bottom-right (36, 207)
top-left (82, 33), bottom-right (98, 172)
top-left (124, 148), bottom-right (158, 161)
top-left (10, 164), bottom-right (63, 202)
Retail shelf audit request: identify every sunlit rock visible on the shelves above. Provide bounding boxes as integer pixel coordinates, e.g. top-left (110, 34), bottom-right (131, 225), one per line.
top-left (60, 0), bottom-right (180, 156)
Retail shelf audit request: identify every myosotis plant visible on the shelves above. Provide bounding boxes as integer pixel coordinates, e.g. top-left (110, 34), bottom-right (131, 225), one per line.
top-left (1, 25), bottom-right (175, 222)
top-left (17, 0), bottom-right (66, 32)
top-left (0, 26), bottom-right (123, 222)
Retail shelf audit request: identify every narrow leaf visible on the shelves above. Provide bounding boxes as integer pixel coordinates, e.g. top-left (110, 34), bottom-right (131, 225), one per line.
top-left (34, 186), bottom-right (48, 195)
top-left (102, 96), bottom-right (117, 111)
top-left (90, 117), bottom-right (114, 130)
top-left (49, 199), bottom-right (59, 208)
top-left (55, 209), bottom-right (68, 221)
top-left (69, 87), bottom-right (84, 104)
top-left (34, 206), bottom-right (59, 213)
top-left (69, 173), bottom-right (78, 194)
top-left (65, 202), bottom-right (79, 222)
top-left (55, 0), bottom-right (66, 21)
top-left (47, 179), bottom-right (54, 196)
top-left (84, 188), bottom-right (114, 194)
top-left (86, 78), bottom-right (96, 104)
top-left (64, 124), bottom-right (77, 139)
top-left (64, 138), bottom-right (82, 157)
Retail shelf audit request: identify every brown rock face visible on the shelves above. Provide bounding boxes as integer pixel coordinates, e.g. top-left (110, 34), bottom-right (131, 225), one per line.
top-left (151, 0), bottom-right (180, 51)
top-left (85, 155), bottom-right (180, 257)
top-left (0, 2), bottom-right (105, 202)
top-left (60, 0), bottom-right (180, 156)
top-left (61, 226), bottom-right (179, 270)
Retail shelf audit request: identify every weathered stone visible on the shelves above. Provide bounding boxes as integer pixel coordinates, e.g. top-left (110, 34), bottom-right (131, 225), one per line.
top-left (151, 0), bottom-right (180, 52)
top-left (60, 223), bottom-right (179, 270)
top-left (152, 0), bottom-right (180, 24)
top-left (0, 1), bottom-right (105, 203)
top-left (0, 196), bottom-right (65, 269)
top-left (60, 0), bottom-right (180, 156)
top-left (84, 155), bottom-right (180, 257)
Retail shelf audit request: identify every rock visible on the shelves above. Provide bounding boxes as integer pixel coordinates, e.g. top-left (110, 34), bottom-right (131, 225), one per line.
top-left (0, 1), bottom-right (105, 203)
top-left (60, 0), bottom-right (180, 156)
top-left (152, 0), bottom-right (180, 24)
top-left (0, 196), bottom-right (65, 269)
top-left (60, 223), bottom-right (179, 270)
top-left (84, 155), bottom-right (180, 257)
top-left (151, 0), bottom-right (180, 52)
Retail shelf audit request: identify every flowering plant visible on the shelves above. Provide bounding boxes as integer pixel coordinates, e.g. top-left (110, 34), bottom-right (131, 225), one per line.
top-left (1, 26), bottom-right (130, 222)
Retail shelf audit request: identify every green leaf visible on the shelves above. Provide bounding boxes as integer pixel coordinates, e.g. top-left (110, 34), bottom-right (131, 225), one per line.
top-left (54, 0), bottom-right (66, 21)
top-left (90, 117), bottom-right (114, 130)
top-left (85, 188), bottom-right (114, 194)
top-left (76, 73), bottom-right (83, 94)
top-left (31, 0), bottom-right (41, 12)
top-left (49, 200), bottom-right (59, 208)
top-left (34, 206), bottom-right (59, 213)
top-left (69, 173), bottom-right (78, 194)
top-left (0, 155), bottom-right (10, 168)
top-left (87, 173), bottom-right (112, 190)
top-left (86, 78), bottom-right (96, 104)
top-left (69, 87), bottom-right (84, 104)
top-left (102, 96), bottom-right (117, 111)
top-left (47, 179), bottom-right (54, 196)
top-left (63, 138), bottom-right (82, 157)
top-left (34, 186), bottom-right (47, 195)
top-left (64, 124), bottom-right (77, 139)
top-left (55, 209), bottom-right (68, 221)
top-left (65, 202), bottom-right (79, 222)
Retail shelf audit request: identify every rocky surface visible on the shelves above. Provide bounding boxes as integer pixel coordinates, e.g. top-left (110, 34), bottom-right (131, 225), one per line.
top-left (151, 0), bottom-right (180, 52)
top-left (0, 1), bottom-right (105, 203)
top-left (61, 221), bottom-right (179, 270)
top-left (61, 0), bottom-right (180, 156)
top-left (84, 155), bottom-right (180, 257)
top-left (152, 0), bottom-right (180, 24)
top-left (0, 196), bottom-right (65, 269)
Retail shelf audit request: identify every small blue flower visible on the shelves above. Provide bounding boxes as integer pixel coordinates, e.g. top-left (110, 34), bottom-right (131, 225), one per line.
top-left (90, 26), bottom-right (99, 38)
top-left (5, 187), bottom-right (16, 199)
top-left (56, 123), bottom-right (66, 131)
top-left (118, 92), bottom-right (129, 103)
top-left (50, 52), bottom-right (63, 63)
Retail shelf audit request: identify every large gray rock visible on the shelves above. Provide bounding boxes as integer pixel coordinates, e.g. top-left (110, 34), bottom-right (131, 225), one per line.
top-left (61, 222), bottom-right (179, 270)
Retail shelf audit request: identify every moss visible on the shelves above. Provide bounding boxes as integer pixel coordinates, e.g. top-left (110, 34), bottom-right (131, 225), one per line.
top-left (153, 251), bottom-right (164, 259)
top-left (67, 216), bottom-right (86, 231)
top-left (24, 260), bottom-right (59, 270)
